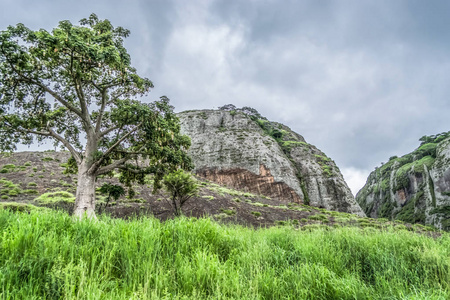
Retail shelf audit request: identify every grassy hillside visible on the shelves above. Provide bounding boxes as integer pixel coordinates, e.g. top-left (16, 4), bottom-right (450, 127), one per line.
top-left (0, 209), bottom-right (448, 299)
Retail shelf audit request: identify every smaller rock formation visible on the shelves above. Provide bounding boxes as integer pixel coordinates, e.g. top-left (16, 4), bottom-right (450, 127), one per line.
top-left (356, 132), bottom-right (450, 230)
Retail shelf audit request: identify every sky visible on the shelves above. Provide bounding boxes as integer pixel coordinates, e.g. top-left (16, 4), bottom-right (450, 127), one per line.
top-left (1, 0), bottom-right (449, 195)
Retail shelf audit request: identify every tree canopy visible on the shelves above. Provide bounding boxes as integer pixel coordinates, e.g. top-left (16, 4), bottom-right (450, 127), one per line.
top-left (0, 14), bottom-right (192, 218)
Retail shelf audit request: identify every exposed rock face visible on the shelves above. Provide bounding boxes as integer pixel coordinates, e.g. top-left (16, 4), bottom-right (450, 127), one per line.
top-left (356, 133), bottom-right (450, 230)
top-left (197, 165), bottom-right (302, 203)
top-left (178, 109), bottom-right (364, 216)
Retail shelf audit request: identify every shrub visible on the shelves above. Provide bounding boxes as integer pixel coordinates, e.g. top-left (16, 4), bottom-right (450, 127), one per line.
top-left (2, 164), bottom-right (16, 170)
top-left (34, 191), bottom-right (75, 204)
top-left (163, 170), bottom-right (199, 216)
top-left (22, 189), bottom-right (39, 195)
top-left (221, 209), bottom-right (236, 216)
top-left (308, 214), bottom-right (329, 222)
top-left (251, 211), bottom-right (262, 217)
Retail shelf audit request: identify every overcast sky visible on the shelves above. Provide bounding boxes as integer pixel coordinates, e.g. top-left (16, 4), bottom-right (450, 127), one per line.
top-left (1, 0), bottom-right (449, 195)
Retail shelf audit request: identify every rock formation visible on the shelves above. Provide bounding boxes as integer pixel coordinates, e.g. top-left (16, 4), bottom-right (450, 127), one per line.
top-left (178, 107), bottom-right (364, 216)
top-left (356, 132), bottom-right (450, 230)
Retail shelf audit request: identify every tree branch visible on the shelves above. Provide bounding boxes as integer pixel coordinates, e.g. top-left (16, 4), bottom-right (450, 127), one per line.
top-left (98, 125), bottom-right (120, 139)
top-left (88, 123), bottom-right (142, 174)
top-left (46, 125), bottom-right (81, 164)
top-left (95, 88), bottom-right (108, 134)
top-left (96, 157), bottom-right (128, 175)
top-left (1, 51), bottom-right (85, 120)
top-left (2, 117), bottom-right (81, 165)
top-left (74, 77), bottom-right (90, 123)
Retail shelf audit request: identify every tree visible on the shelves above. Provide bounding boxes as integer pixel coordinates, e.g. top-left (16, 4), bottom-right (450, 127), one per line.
top-left (97, 183), bottom-right (125, 213)
top-left (162, 170), bottom-right (198, 216)
top-left (0, 14), bottom-right (192, 218)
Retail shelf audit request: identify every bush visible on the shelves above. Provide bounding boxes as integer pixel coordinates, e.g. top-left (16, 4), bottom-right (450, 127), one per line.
top-left (163, 170), bottom-right (199, 216)
top-left (308, 214), bottom-right (329, 222)
top-left (220, 209), bottom-right (236, 216)
top-left (34, 191), bottom-right (75, 204)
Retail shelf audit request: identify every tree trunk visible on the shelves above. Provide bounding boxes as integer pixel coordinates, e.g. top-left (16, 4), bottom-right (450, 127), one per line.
top-left (73, 165), bottom-right (97, 219)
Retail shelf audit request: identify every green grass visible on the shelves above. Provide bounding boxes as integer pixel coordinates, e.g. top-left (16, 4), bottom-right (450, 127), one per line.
top-left (34, 191), bottom-right (75, 204)
top-left (0, 178), bottom-right (22, 197)
top-left (0, 210), bottom-right (448, 299)
top-left (0, 202), bottom-right (46, 212)
top-left (41, 156), bottom-right (54, 161)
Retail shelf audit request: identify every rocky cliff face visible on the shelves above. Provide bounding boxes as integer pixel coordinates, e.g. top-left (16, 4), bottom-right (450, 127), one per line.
top-left (356, 133), bottom-right (450, 230)
top-left (178, 108), bottom-right (364, 216)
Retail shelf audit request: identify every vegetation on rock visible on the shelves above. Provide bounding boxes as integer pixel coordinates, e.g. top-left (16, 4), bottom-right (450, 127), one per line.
top-left (357, 131), bottom-right (450, 230)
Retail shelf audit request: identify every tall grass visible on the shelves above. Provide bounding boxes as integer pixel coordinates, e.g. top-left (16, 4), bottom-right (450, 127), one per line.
top-left (0, 209), bottom-right (448, 299)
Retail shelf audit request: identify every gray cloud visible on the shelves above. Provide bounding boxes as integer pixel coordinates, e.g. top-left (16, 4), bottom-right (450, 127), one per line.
top-left (1, 0), bottom-right (450, 194)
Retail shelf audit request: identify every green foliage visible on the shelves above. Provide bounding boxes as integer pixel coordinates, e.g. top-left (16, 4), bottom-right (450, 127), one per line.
top-left (379, 200), bottom-right (396, 219)
top-left (34, 191), bottom-right (75, 204)
top-left (2, 164), bottom-right (16, 170)
top-left (0, 178), bottom-right (21, 196)
top-left (0, 202), bottom-right (45, 212)
top-left (0, 210), bottom-right (448, 299)
top-left (0, 164), bottom-right (16, 173)
top-left (163, 170), bottom-right (199, 216)
top-left (281, 140), bottom-right (308, 152)
top-left (413, 155), bottom-right (435, 174)
top-left (0, 14), bottom-right (192, 217)
top-left (430, 206), bottom-right (450, 215)
top-left (396, 191), bottom-right (426, 224)
top-left (308, 214), bottom-right (329, 222)
top-left (22, 189), bottom-right (38, 195)
top-left (41, 157), bottom-right (54, 162)
top-left (203, 182), bottom-right (257, 198)
top-left (220, 208), bottom-right (236, 215)
top-left (300, 182), bottom-right (310, 205)
top-left (416, 143), bottom-right (438, 158)
top-left (419, 131), bottom-right (450, 146)
top-left (97, 183), bottom-right (125, 212)
top-left (251, 211), bottom-right (262, 217)
top-left (395, 163), bottom-right (412, 191)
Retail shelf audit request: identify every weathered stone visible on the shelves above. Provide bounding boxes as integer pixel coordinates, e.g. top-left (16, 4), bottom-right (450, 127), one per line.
top-left (197, 165), bottom-right (302, 203)
top-left (178, 109), bottom-right (365, 216)
top-left (356, 134), bottom-right (450, 230)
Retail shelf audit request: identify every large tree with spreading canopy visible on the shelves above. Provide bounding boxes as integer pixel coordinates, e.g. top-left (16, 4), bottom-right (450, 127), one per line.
top-left (0, 14), bottom-right (192, 218)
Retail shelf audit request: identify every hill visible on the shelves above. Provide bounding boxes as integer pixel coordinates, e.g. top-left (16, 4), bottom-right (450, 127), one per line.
top-left (356, 132), bottom-right (450, 230)
top-left (178, 106), bottom-right (364, 216)
top-left (0, 151), bottom-right (437, 232)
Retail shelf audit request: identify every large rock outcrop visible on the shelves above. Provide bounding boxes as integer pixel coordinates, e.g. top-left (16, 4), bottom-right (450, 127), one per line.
top-left (178, 108), bottom-right (364, 216)
top-left (356, 132), bottom-right (450, 230)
